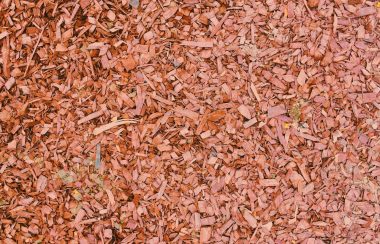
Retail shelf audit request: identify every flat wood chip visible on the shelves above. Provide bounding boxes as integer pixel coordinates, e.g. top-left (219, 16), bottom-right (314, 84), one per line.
top-left (93, 119), bottom-right (137, 135)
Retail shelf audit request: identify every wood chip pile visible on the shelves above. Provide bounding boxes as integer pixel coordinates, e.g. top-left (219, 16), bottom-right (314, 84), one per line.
top-left (1, 0), bottom-right (380, 243)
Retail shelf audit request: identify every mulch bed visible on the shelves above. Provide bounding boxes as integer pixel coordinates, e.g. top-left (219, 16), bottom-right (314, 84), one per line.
top-left (1, 0), bottom-right (380, 243)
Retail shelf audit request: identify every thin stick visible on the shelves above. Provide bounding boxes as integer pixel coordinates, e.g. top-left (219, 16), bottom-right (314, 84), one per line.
top-left (24, 25), bottom-right (47, 77)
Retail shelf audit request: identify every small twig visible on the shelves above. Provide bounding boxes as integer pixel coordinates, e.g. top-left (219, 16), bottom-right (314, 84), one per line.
top-left (24, 25), bottom-right (47, 77)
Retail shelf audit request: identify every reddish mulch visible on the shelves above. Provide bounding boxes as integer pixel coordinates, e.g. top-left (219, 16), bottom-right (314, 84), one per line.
top-left (1, 0), bottom-right (380, 243)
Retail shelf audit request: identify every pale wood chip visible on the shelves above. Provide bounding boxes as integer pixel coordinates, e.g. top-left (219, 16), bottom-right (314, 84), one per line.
top-left (194, 212), bottom-right (201, 230)
top-left (238, 104), bottom-right (252, 119)
top-left (77, 109), bottom-right (104, 124)
top-left (156, 180), bottom-right (167, 200)
top-left (4, 77), bottom-right (16, 90)
top-left (105, 189), bottom-right (116, 206)
top-left (201, 216), bottom-right (216, 226)
top-left (259, 179), bottom-right (279, 187)
top-left (93, 119), bottom-right (137, 135)
top-left (181, 40), bottom-right (213, 48)
top-left (0, 31), bottom-right (9, 40)
top-left (218, 219), bottom-right (235, 235)
top-left (243, 210), bottom-right (257, 228)
top-left (174, 107), bottom-right (199, 120)
top-left (163, 6), bottom-right (178, 19)
top-left (87, 42), bottom-right (105, 49)
top-left (268, 105), bottom-right (287, 118)
top-left (210, 11), bottom-right (230, 37)
top-left (250, 82), bottom-right (261, 102)
top-left (302, 182), bottom-right (315, 195)
top-left (296, 69), bottom-right (308, 86)
top-left (357, 7), bottom-right (376, 16)
top-left (149, 92), bottom-right (174, 106)
top-left (200, 227), bottom-right (212, 242)
top-left (36, 175), bottom-right (47, 192)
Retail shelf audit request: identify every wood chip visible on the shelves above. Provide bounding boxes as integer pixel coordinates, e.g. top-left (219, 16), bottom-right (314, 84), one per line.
top-left (174, 107), bottom-right (199, 120)
top-left (259, 179), bottom-right (280, 187)
top-left (243, 210), bottom-right (257, 228)
top-left (250, 82), bottom-right (261, 102)
top-left (307, 0), bottom-right (319, 8)
top-left (357, 7), bottom-right (376, 16)
top-left (87, 42), bottom-right (105, 49)
top-left (80, 0), bottom-right (91, 9)
top-left (93, 119), bottom-right (137, 135)
top-left (238, 105), bottom-right (251, 119)
top-left (121, 55), bottom-right (137, 71)
top-left (105, 189), bottom-right (116, 206)
top-left (210, 11), bottom-right (230, 37)
top-left (243, 118), bottom-right (258, 128)
top-left (0, 31), bottom-right (9, 40)
top-left (77, 109), bottom-right (104, 124)
top-left (180, 40), bottom-right (213, 48)
top-left (36, 175), bottom-right (47, 192)
top-left (4, 77), bottom-right (16, 90)
top-left (296, 69), bottom-right (308, 86)
top-left (1, 1), bottom-right (378, 242)
top-left (200, 227), bottom-right (212, 242)
top-left (155, 180), bottom-right (167, 200)
top-left (163, 6), bottom-right (178, 19)
top-left (268, 105), bottom-right (287, 118)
